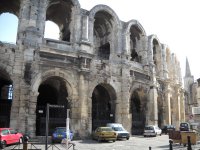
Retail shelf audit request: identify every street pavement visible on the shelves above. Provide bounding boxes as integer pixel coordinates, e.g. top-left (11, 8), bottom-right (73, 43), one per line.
top-left (5, 135), bottom-right (200, 150)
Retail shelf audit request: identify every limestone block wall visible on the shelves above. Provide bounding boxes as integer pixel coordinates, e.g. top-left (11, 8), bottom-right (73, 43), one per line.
top-left (0, 0), bottom-right (185, 138)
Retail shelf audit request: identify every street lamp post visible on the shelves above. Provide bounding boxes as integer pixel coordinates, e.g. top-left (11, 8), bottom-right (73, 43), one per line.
top-left (66, 109), bottom-right (70, 149)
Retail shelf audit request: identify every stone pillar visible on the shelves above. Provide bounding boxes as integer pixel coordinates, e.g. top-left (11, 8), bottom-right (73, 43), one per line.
top-left (88, 18), bottom-right (95, 44)
top-left (81, 15), bottom-right (89, 41)
top-left (180, 89), bottom-right (185, 122)
top-left (175, 86), bottom-right (181, 128)
top-left (119, 59), bottom-right (132, 133)
top-left (27, 91), bottom-right (39, 137)
top-left (71, 5), bottom-right (81, 44)
top-left (78, 72), bottom-right (90, 138)
top-left (148, 86), bottom-right (158, 125)
top-left (163, 81), bottom-right (171, 125)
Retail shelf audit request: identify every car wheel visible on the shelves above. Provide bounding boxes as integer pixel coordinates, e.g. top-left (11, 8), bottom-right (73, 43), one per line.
top-left (0, 141), bottom-right (6, 149)
top-left (126, 137), bottom-right (129, 140)
top-left (113, 140), bottom-right (116, 142)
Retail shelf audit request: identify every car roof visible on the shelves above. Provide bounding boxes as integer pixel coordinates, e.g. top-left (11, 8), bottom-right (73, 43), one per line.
top-left (98, 127), bottom-right (112, 129)
top-left (0, 128), bottom-right (11, 131)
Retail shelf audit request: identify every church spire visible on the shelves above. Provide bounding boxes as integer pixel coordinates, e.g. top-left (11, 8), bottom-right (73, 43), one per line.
top-left (185, 57), bottom-right (192, 77)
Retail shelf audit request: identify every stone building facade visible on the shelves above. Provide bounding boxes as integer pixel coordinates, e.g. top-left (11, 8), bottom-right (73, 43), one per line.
top-left (184, 58), bottom-right (200, 120)
top-left (0, 0), bottom-right (185, 139)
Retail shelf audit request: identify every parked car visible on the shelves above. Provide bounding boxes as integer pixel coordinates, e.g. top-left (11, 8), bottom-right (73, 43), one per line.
top-left (92, 127), bottom-right (117, 142)
top-left (106, 123), bottom-right (130, 140)
top-left (162, 125), bottom-right (175, 134)
top-left (52, 127), bottom-right (73, 143)
top-left (0, 128), bottom-right (23, 149)
top-left (180, 122), bottom-right (190, 131)
top-left (143, 125), bottom-right (162, 137)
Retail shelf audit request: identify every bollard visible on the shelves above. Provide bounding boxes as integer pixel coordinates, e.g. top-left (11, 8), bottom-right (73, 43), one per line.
top-left (149, 146), bottom-right (151, 150)
top-left (169, 139), bottom-right (173, 150)
top-left (23, 136), bottom-right (29, 150)
top-left (187, 136), bottom-right (192, 150)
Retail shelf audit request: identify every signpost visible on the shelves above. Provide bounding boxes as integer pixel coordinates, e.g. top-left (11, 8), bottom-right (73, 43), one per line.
top-left (45, 104), bottom-right (65, 150)
top-left (66, 109), bottom-right (70, 150)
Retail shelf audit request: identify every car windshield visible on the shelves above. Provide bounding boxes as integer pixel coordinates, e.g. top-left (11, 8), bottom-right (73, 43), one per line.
top-left (101, 128), bottom-right (113, 131)
top-left (145, 126), bottom-right (154, 130)
top-left (56, 128), bottom-right (66, 133)
top-left (112, 127), bottom-right (123, 131)
top-left (180, 123), bottom-right (188, 127)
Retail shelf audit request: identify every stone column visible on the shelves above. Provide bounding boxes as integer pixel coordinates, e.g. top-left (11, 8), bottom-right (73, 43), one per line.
top-left (81, 15), bottom-right (89, 41)
top-left (78, 72), bottom-right (90, 138)
top-left (180, 89), bottom-right (185, 122)
top-left (119, 59), bottom-right (132, 133)
top-left (163, 81), bottom-right (171, 125)
top-left (88, 18), bottom-right (95, 44)
top-left (27, 91), bottom-right (39, 137)
top-left (148, 86), bottom-right (158, 125)
top-left (175, 85), bottom-right (181, 128)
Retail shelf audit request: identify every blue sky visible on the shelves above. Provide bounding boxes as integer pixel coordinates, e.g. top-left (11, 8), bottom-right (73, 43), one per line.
top-left (0, 13), bottom-right (18, 43)
top-left (0, 0), bottom-right (200, 81)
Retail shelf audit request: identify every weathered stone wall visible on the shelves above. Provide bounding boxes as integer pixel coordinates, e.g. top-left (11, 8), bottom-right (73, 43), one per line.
top-left (0, 0), bottom-right (184, 138)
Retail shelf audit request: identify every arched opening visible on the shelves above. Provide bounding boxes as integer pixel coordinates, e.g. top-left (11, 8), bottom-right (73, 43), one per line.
top-left (94, 11), bottom-right (113, 60)
top-left (92, 84), bottom-right (116, 131)
top-left (44, 21), bottom-right (60, 40)
top-left (0, 69), bottom-right (13, 127)
top-left (152, 39), bottom-right (162, 76)
top-left (0, 13), bottom-right (18, 43)
top-left (130, 88), bottom-right (147, 135)
top-left (46, 0), bottom-right (74, 42)
top-left (36, 77), bottom-right (70, 136)
top-left (130, 25), bottom-right (142, 62)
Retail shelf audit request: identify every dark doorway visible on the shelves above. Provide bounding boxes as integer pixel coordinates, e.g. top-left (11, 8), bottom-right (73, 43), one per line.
top-left (98, 43), bottom-right (110, 60)
top-left (130, 90), bottom-right (146, 135)
top-left (36, 77), bottom-right (70, 136)
top-left (0, 70), bottom-right (13, 127)
top-left (92, 84), bottom-right (115, 131)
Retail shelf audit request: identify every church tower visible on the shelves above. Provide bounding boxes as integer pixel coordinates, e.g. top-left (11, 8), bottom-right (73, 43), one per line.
top-left (184, 57), bottom-right (194, 115)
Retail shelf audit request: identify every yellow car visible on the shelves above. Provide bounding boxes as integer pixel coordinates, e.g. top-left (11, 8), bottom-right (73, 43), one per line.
top-left (93, 127), bottom-right (117, 142)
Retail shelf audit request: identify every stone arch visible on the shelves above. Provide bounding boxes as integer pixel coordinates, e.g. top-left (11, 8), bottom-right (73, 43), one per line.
top-left (129, 83), bottom-right (149, 135)
top-left (32, 69), bottom-right (75, 99)
top-left (0, 0), bottom-right (21, 17)
top-left (124, 20), bottom-right (146, 62)
top-left (89, 5), bottom-right (121, 58)
top-left (125, 20), bottom-right (146, 36)
top-left (89, 82), bottom-right (117, 130)
top-left (46, 0), bottom-right (80, 42)
top-left (0, 67), bottom-right (13, 127)
top-left (89, 5), bottom-right (120, 26)
top-left (30, 69), bottom-right (76, 136)
top-left (148, 35), bottom-right (162, 76)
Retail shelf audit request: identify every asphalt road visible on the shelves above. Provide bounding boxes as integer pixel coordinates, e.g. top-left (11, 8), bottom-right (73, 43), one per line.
top-left (5, 135), bottom-right (200, 150)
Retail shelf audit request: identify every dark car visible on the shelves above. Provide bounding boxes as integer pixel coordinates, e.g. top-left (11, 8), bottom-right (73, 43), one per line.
top-left (180, 122), bottom-right (190, 131)
top-left (52, 127), bottom-right (73, 143)
top-left (162, 125), bottom-right (175, 134)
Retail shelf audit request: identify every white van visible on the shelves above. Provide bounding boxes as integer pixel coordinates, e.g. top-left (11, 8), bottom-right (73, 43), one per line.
top-left (106, 123), bottom-right (130, 140)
